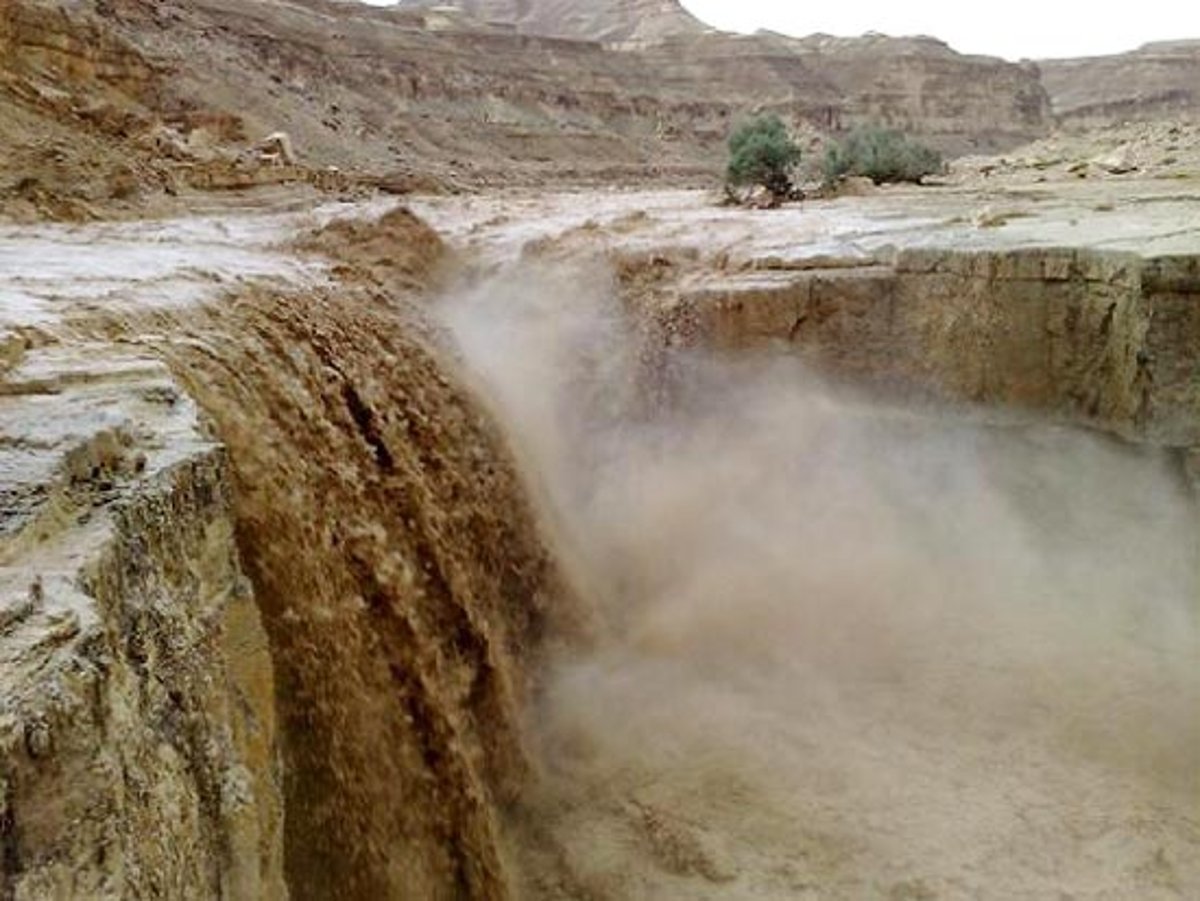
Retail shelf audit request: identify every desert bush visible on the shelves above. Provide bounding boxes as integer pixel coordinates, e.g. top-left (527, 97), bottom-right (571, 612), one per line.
top-left (824, 126), bottom-right (943, 185)
top-left (726, 115), bottom-right (802, 199)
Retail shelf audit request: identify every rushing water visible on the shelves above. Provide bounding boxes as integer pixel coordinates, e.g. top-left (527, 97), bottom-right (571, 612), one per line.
top-left (8, 199), bottom-right (1198, 899)
top-left (439, 258), bottom-right (1200, 899)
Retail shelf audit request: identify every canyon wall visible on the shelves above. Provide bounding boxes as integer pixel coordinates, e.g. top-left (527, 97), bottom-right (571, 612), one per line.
top-left (1041, 41), bottom-right (1200, 126)
top-left (78, 0), bottom-right (1050, 188)
top-left (5, 0), bottom-right (1198, 208)
top-left (0, 345), bottom-right (285, 899)
top-left (668, 248), bottom-right (1200, 446)
top-left (771, 34), bottom-right (1049, 150)
top-left (0, 0), bottom-right (158, 96)
top-left (404, 0), bottom-right (711, 43)
top-left (0, 0), bottom-right (167, 218)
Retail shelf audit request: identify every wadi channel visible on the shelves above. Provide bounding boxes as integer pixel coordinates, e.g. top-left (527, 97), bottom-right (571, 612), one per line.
top-left (1, 1), bottom-right (1199, 899)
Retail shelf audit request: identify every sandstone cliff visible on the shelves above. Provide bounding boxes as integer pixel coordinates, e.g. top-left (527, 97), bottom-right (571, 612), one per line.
top-left (0, 0), bottom-right (347, 220)
top-left (655, 248), bottom-right (1200, 447)
top-left (1040, 41), bottom-right (1200, 126)
top-left (0, 0), bottom-right (167, 218)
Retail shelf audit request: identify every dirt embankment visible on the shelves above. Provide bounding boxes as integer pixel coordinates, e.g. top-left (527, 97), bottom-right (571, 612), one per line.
top-left (0, 0), bottom-right (366, 222)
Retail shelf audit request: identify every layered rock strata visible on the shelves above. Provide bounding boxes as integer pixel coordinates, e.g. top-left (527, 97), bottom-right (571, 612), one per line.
top-left (669, 248), bottom-right (1200, 445)
top-left (1041, 41), bottom-right (1200, 126)
top-left (0, 343), bottom-right (285, 899)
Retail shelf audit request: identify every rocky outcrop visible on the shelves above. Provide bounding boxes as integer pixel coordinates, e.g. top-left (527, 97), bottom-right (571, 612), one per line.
top-left (0, 0), bottom-right (364, 219)
top-left (0, 344), bottom-right (285, 898)
top-left (0, 0), bottom-right (160, 98)
top-left (0, 0), bottom-right (167, 218)
top-left (670, 248), bottom-right (1200, 444)
top-left (1040, 41), bottom-right (1200, 126)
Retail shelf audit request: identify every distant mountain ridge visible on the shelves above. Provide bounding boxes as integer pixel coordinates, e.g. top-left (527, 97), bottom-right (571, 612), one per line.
top-left (401, 0), bottom-right (710, 42)
top-left (412, 1), bottom-right (1200, 129)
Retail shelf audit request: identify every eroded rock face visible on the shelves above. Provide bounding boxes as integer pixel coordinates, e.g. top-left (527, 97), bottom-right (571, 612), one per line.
top-left (1041, 41), bottom-right (1200, 125)
top-left (0, 0), bottom-right (165, 219)
top-left (84, 0), bottom-right (1049, 190)
top-left (673, 248), bottom-right (1200, 445)
top-left (0, 346), bottom-right (285, 899)
top-left (767, 33), bottom-right (1050, 149)
top-left (0, 0), bottom-right (160, 97)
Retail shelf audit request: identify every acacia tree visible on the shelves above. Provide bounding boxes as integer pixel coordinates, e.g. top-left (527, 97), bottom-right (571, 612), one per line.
top-left (726, 115), bottom-right (802, 200)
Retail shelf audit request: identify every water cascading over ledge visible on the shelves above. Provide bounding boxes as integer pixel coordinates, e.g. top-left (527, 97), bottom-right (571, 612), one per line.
top-left (0, 208), bottom-right (581, 900)
top-left (151, 220), bottom-right (581, 898)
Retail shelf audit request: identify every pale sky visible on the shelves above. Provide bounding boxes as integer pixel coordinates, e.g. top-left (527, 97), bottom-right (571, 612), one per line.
top-left (362, 1), bottom-right (1200, 61)
top-left (678, 0), bottom-right (1200, 60)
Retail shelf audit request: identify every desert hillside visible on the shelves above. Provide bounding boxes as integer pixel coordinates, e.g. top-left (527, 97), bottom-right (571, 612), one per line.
top-left (1, 0), bottom-right (1058, 218)
top-left (1041, 40), bottom-right (1200, 126)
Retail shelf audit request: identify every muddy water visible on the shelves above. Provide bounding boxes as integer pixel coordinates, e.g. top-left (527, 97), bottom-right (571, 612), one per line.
top-left (1, 203), bottom-right (573, 900)
top-left (155, 284), bottom-right (570, 899)
top-left (435, 259), bottom-right (1200, 899)
top-left (6, 195), bottom-right (1199, 899)
top-left (136, 208), bottom-right (591, 899)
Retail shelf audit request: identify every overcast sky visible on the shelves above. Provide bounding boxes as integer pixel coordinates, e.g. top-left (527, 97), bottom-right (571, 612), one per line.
top-left (679, 0), bottom-right (1200, 60)
top-left (362, 1), bottom-right (1200, 61)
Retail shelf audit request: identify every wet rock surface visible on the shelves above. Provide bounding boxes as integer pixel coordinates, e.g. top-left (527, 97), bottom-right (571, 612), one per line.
top-left (0, 344), bottom-right (285, 899)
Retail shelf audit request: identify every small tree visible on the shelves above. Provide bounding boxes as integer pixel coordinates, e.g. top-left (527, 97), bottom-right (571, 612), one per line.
top-left (824, 126), bottom-right (943, 186)
top-left (726, 115), bottom-right (802, 200)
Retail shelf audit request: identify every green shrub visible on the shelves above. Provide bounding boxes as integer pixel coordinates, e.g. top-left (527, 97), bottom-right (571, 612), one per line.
top-left (824, 126), bottom-right (943, 186)
top-left (726, 115), bottom-right (802, 198)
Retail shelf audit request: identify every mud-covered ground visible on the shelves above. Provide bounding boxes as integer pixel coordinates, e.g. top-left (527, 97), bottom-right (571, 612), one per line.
top-left (410, 175), bottom-right (1200, 268)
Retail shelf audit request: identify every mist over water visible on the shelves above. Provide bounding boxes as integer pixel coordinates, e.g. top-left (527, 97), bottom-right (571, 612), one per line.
top-left (437, 261), bottom-right (1200, 898)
